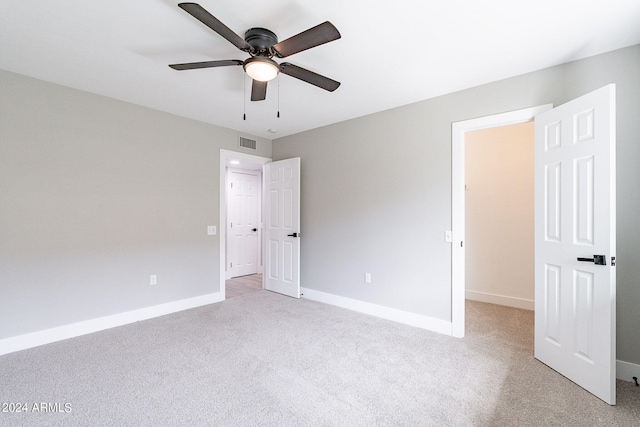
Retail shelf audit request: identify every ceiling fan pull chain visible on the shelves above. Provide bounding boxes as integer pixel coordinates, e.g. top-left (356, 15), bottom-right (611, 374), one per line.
top-left (277, 74), bottom-right (280, 118)
top-left (243, 74), bottom-right (246, 120)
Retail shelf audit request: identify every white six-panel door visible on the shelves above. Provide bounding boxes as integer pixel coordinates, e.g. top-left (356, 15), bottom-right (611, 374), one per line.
top-left (227, 170), bottom-right (260, 278)
top-left (264, 158), bottom-right (301, 298)
top-left (534, 84), bottom-right (616, 404)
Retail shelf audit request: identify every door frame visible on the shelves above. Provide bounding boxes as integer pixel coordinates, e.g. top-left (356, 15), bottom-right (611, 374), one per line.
top-left (451, 104), bottom-right (552, 337)
top-left (219, 149), bottom-right (271, 299)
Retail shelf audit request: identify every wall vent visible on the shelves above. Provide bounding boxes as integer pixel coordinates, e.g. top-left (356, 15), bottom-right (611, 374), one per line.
top-left (239, 137), bottom-right (257, 150)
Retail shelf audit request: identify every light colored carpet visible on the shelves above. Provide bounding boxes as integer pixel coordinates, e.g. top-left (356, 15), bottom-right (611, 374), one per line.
top-left (1, 291), bottom-right (638, 426)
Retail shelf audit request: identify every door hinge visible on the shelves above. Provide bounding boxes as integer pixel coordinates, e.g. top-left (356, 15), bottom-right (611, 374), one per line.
top-left (612, 256), bottom-right (616, 266)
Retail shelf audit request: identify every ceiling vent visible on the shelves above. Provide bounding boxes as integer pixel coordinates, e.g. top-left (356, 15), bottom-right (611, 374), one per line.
top-left (239, 136), bottom-right (257, 150)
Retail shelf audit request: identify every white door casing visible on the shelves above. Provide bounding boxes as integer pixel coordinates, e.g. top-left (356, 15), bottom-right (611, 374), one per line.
top-left (264, 158), bottom-right (301, 298)
top-left (534, 85), bottom-right (616, 404)
top-left (227, 169), bottom-right (260, 278)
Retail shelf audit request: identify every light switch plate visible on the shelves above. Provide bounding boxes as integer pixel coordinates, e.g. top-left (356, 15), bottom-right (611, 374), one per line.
top-left (207, 226), bottom-right (217, 235)
top-left (445, 231), bottom-right (453, 243)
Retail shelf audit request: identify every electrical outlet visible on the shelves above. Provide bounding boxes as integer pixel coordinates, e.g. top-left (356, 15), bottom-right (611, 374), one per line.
top-left (150, 275), bottom-right (157, 286)
top-left (365, 273), bottom-right (372, 283)
top-left (207, 226), bottom-right (217, 235)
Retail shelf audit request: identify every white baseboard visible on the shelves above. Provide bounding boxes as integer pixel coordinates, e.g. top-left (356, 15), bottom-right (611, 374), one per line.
top-left (617, 359), bottom-right (640, 382)
top-left (466, 290), bottom-right (534, 311)
top-left (301, 287), bottom-right (452, 336)
top-left (0, 292), bottom-right (223, 356)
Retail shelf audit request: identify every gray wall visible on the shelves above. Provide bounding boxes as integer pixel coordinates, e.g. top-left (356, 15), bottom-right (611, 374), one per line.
top-left (0, 70), bottom-right (271, 339)
top-left (273, 45), bottom-right (640, 365)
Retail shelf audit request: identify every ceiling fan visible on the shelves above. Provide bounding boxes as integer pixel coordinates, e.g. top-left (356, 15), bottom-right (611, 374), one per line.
top-left (169, 2), bottom-right (341, 102)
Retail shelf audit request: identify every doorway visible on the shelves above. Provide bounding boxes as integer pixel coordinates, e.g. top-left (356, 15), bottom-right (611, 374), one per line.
top-left (219, 149), bottom-right (271, 299)
top-left (451, 105), bottom-right (552, 337)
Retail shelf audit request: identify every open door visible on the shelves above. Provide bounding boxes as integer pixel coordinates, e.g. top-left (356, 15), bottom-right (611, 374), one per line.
top-left (534, 85), bottom-right (616, 404)
top-left (264, 158), bottom-right (301, 298)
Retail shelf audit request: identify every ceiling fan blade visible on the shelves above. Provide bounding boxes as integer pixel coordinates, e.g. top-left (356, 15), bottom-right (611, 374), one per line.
top-left (279, 63), bottom-right (340, 92)
top-left (251, 80), bottom-right (267, 101)
top-left (169, 59), bottom-right (243, 70)
top-left (272, 21), bottom-right (341, 58)
top-left (178, 3), bottom-right (252, 52)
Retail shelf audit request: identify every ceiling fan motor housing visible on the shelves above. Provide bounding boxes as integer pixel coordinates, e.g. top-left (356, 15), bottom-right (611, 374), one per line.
top-left (244, 28), bottom-right (278, 55)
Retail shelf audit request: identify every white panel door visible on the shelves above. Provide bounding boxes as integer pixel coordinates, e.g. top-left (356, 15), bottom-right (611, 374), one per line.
top-left (534, 85), bottom-right (616, 404)
top-left (264, 158), bottom-right (300, 298)
top-left (227, 170), bottom-right (260, 278)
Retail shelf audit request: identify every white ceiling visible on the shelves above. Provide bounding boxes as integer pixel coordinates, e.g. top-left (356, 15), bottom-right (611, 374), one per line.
top-left (1, 1), bottom-right (639, 139)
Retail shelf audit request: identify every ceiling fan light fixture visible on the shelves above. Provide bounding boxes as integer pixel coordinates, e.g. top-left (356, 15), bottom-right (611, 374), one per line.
top-left (244, 57), bottom-right (279, 82)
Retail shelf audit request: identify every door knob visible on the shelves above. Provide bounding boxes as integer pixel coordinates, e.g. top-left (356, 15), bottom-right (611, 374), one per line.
top-left (287, 232), bottom-right (300, 238)
top-left (252, 228), bottom-right (257, 232)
